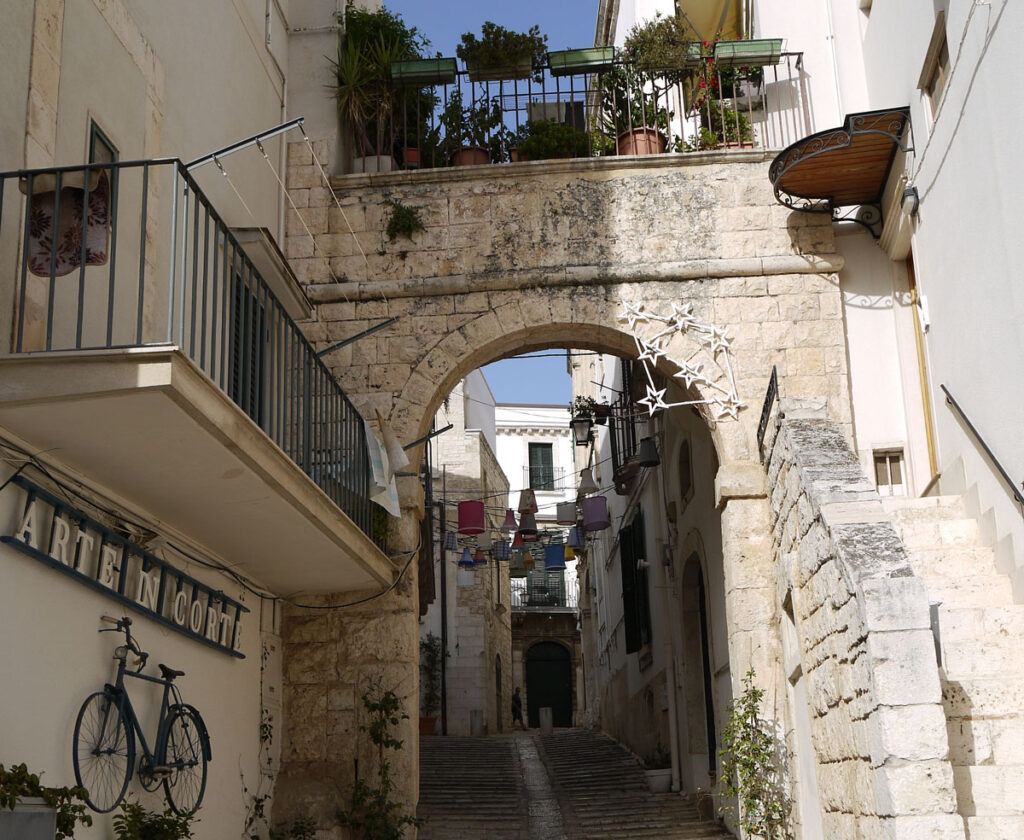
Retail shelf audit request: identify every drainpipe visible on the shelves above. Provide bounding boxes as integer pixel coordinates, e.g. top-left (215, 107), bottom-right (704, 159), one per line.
top-left (650, 420), bottom-right (681, 793)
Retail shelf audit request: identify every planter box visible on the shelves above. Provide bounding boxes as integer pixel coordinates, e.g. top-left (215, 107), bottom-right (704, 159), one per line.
top-left (713, 38), bottom-right (783, 68)
top-left (390, 57), bottom-right (457, 86)
top-left (548, 47), bottom-right (615, 76)
top-left (0, 798), bottom-right (57, 840)
top-left (467, 56), bottom-right (533, 82)
top-left (644, 768), bottom-right (672, 793)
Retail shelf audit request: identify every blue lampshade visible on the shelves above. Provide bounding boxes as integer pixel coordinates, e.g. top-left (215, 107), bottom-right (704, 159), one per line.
top-left (458, 547), bottom-right (474, 567)
top-left (544, 544), bottom-right (566, 570)
top-left (444, 531), bottom-right (457, 551)
top-left (494, 540), bottom-right (510, 561)
top-left (568, 526), bottom-right (585, 549)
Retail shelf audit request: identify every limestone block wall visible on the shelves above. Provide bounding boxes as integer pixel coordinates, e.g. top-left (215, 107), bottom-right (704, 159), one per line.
top-left (764, 416), bottom-right (965, 839)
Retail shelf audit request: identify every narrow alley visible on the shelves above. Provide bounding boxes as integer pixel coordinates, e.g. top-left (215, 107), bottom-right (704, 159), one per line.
top-left (417, 730), bottom-right (731, 840)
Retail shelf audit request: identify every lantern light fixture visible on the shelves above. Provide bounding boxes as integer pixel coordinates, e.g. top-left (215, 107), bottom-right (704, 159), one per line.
top-left (571, 414), bottom-right (594, 447)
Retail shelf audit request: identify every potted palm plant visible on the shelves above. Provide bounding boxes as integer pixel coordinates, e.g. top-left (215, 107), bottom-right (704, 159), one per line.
top-left (332, 3), bottom-right (431, 172)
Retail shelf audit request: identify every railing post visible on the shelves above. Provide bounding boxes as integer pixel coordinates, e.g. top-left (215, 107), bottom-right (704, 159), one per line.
top-left (302, 353), bottom-right (313, 474)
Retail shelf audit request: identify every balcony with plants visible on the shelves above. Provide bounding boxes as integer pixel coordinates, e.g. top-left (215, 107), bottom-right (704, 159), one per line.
top-left (333, 9), bottom-right (808, 175)
top-left (0, 158), bottom-right (395, 594)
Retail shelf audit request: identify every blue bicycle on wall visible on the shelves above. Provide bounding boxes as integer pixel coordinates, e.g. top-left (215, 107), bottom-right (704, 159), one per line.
top-left (72, 616), bottom-right (211, 814)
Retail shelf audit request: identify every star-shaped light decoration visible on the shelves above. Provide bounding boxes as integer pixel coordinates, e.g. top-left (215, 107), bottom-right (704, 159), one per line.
top-left (636, 336), bottom-right (667, 365)
top-left (669, 302), bottom-right (701, 332)
top-left (707, 326), bottom-right (732, 355)
top-left (620, 301), bottom-right (649, 331)
top-left (714, 394), bottom-right (743, 421)
top-left (674, 361), bottom-right (706, 389)
top-left (637, 384), bottom-right (668, 416)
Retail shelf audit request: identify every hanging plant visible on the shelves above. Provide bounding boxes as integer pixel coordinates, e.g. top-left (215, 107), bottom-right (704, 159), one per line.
top-left (384, 200), bottom-right (425, 242)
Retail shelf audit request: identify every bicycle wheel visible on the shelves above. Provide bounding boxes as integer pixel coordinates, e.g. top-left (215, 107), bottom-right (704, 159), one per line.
top-left (160, 704), bottom-right (208, 814)
top-left (73, 691), bottom-right (134, 813)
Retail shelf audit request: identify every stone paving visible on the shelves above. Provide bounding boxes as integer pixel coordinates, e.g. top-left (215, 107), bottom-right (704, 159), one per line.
top-left (417, 730), bottom-right (731, 840)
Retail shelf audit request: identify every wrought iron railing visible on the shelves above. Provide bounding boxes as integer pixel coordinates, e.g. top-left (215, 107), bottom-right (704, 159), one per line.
top-left (351, 50), bottom-right (807, 172)
top-left (511, 571), bottom-right (577, 609)
top-left (523, 464), bottom-right (567, 491)
top-left (0, 159), bottom-right (379, 544)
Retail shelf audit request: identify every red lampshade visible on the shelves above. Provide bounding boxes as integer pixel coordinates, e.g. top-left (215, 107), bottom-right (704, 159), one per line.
top-left (457, 500), bottom-right (485, 535)
top-left (511, 531), bottom-right (525, 548)
top-left (501, 508), bottom-right (518, 531)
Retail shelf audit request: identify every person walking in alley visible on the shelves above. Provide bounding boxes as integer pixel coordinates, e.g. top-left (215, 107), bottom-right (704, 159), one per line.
top-left (512, 686), bottom-right (526, 730)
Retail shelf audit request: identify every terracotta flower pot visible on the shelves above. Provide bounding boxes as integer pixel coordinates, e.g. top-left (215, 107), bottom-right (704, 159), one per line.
top-left (451, 145), bottom-right (490, 166)
top-left (616, 127), bottom-right (667, 156)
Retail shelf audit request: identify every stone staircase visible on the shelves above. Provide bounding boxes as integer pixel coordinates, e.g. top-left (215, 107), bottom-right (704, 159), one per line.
top-left (417, 735), bottom-right (527, 840)
top-left (417, 731), bottom-right (730, 840)
top-left (538, 731), bottom-right (730, 840)
top-left (884, 495), bottom-right (1024, 840)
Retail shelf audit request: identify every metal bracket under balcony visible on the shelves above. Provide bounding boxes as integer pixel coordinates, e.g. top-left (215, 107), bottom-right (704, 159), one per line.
top-left (768, 107), bottom-right (913, 237)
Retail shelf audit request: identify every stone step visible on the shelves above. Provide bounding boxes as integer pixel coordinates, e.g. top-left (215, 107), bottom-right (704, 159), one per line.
top-left (882, 494), bottom-right (966, 522)
top-left (924, 574), bottom-right (1014, 608)
top-left (963, 815), bottom-right (1024, 840)
top-left (891, 516), bottom-right (980, 550)
top-left (903, 546), bottom-right (998, 580)
top-left (947, 718), bottom-right (1024, 766)
top-left (939, 606), bottom-right (1024, 678)
top-left (943, 678), bottom-right (1024, 719)
top-left (953, 766), bottom-right (1024, 816)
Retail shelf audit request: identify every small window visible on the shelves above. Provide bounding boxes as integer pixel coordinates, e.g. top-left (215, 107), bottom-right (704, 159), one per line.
top-left (874, 450), bottom-right (905, 497)
top-left (528, 442), bottom-right (554, 490)
top-left (919, 13), bottom-right (950, 125)
top-left (89, 121), bottom-right (118, 164)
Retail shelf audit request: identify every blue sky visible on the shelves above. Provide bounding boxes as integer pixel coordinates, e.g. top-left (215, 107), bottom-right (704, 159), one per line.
top-left (383, 1), bottom-right (595, 405)
top-left (385, 0), bottom-right (600, 60)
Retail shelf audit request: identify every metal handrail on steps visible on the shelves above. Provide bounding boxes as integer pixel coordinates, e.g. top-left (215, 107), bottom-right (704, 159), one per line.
top-left (940, 384), bottom-right (1024, 510)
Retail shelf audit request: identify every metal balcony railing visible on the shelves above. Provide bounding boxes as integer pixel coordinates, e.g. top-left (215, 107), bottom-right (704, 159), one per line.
top-left (0, 159), bottom-right (379, 545)
top-left (511, 571), bottom-right (577, 610)
top-left (353, 50), bottom-right (808, 172)
top-left (523, 464), bottom-right (567, 491)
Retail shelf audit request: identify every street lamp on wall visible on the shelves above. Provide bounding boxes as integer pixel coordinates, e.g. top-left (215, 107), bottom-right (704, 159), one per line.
top-left (570, 414), bottom-right (594, 447)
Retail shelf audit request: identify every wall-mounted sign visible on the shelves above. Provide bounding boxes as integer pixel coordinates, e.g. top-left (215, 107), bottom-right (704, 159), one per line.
top-left (1, 475), bottom-right (248, 657)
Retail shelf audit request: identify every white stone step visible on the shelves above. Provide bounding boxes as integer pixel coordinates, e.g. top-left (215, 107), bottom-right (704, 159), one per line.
top-left (947, 718), bottom-right (1024, 766)
top-left (894, 516), bottom-right (981, 551)
top-left (953, 766), bottom-right (1024, 816)
top-left (905, 546), bottom-right (1000, 581)
top-left (924, 574), bottom-right (1015, 608)
top-left (964, 815), bottom-right (1024, 840)
top-left (944, 678), bottom-right (1024, 719)
top-left (882, 494), bottom-right (966, 520)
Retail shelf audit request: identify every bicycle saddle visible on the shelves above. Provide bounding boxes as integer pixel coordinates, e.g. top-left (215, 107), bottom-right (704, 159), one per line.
top-left (159, 664), bottom-right (185, 680)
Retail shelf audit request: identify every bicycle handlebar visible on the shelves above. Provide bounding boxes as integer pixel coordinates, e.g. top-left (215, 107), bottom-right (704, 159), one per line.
top-left (99, 615), bottom-right (147, 670)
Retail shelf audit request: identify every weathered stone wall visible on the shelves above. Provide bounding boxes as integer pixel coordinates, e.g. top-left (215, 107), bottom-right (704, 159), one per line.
top-left (764, 416), bottom-right (964, 839)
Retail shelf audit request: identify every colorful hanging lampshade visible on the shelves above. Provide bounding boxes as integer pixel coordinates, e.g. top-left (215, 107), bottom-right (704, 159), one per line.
top-left (544, 544), bottom-right (567, 570)
top-left (522, 549), bottom-right (535, 570)
top-left (582, 495), bottom-right (611, 531)
top-left (478, 531), bottom-right (493, 550)
top-left (578, 467), bottom-right (599, 496)
top-left (501, 508), bottom-right (518, 531)
top-left (517, 512), bottom-right (538, 536)
top-left (495, 539), bottom-right (510, 561)
top-left (565, 546), bottom-right (575, 560)
top-left (444, 530), bottom-right (458, 551)
top-left (457, 500), bottom-right (485, 535)
top-left (473, 548), bottom-right (487, 566)
top-left (458, 547), bottom-right (474, 567)
top-left (511, 531), bottom-right (525, 548)
top-left (509, 551), bottom-right (526, 577)
top-left (556, 502), bottom-right (577, 525)
top-left (636, 436), bottom-right (660, 467)
top-left (518, 489), bottom-right (538, 514)
top-left (568, 525), bottom-right (585, 549)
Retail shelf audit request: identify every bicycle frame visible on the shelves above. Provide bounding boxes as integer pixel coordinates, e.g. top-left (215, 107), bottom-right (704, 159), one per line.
top-left (104, 655), bottom-right (183, 771)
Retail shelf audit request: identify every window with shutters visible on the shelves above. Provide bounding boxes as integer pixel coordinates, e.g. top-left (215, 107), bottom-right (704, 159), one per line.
top-left (228, 270), bottom-right (267, 426)
top-left (619, 508), bottom-right (652, 654)
top-left (528, 442), bottom-right (555, 490)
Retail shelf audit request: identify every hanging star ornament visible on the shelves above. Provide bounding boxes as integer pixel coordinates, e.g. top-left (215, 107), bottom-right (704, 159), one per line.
top-left (618, 301), bottom-right (744, 421)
